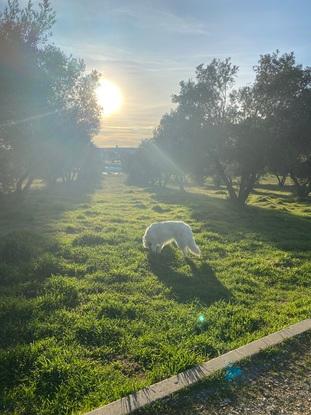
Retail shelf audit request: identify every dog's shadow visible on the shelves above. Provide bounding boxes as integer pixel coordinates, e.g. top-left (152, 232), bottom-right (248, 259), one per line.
top-left (148, 247), bottom-right (231, 306)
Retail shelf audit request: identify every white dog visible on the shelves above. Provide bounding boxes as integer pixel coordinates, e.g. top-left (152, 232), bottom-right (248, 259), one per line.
top-left (143, 221), bottom-right (201, 256)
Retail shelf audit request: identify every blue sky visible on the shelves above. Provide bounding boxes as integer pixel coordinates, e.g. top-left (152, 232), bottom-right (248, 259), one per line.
top-left (2, 0), bottom-right (311, 146)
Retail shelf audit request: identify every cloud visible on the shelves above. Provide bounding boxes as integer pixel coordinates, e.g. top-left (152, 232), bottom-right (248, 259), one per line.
top-left (108, 3), bottom-right (210, 36)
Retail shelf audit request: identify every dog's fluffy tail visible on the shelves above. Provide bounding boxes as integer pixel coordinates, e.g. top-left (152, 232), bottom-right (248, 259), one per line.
top-left (187, 238), bottom-right (201, 257)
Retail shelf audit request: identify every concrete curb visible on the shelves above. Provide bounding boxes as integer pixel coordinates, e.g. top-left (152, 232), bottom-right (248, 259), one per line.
top-left (84, 319), bottom-right (311, 415)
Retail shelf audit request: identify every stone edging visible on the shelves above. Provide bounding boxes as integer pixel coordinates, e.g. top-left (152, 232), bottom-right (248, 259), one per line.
top-left (84, 319), bottom-right (311, 415)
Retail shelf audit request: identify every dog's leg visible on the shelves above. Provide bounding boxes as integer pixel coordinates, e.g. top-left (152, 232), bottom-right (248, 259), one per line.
top-left (186, 236), bottom-right (201, 257)
top-left (177, 241), bottom-right (188, 257)
top-left (155, 244), bottom-right (162, 255)
top-left (150, 242), bottom-right (157, 254)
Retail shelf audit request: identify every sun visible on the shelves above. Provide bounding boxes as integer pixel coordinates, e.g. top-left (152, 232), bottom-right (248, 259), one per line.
top-left (95, 79), bottom-right (123, 117)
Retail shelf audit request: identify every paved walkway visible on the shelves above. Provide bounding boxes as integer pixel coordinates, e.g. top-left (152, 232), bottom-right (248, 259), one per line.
top-left (136, 331), bottom-right (311, 415)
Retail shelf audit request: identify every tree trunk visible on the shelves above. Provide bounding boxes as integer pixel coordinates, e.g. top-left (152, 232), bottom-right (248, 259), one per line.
top-left (22, 176), bottom-right (34, 192)
top-left (276, 174), bottom-right (287, 188)
top-left (290, 173), bottom-right (310, 199)
top-left (176, 175), bottom-right (185, 192)
top-left (15, 172), bottom-right (29, 193)
top-left (163, 173), bottom-right (171, 187)
top-left (213, 158), bottom-right (238, 202)
top-left (212, 175), bottom-right (222, 189)
top-left (237, 172), bottom-right (258, 206)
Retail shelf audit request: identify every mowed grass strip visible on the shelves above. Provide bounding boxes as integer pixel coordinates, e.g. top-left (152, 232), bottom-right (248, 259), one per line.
top-left (0, 176), bottom-right (310, 415)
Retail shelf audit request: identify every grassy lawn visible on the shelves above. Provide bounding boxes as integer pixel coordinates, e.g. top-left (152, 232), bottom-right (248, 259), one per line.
top-left (0, 176), bottom-right (310, 415)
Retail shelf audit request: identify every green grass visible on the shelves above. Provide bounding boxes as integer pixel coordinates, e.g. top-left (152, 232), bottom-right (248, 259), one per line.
top-left (0, 176), bottom-right (310, 415)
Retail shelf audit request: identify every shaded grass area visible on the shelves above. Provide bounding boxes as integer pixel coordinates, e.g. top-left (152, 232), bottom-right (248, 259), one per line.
top-left (150, 254), bottom-right (231, 305)
top-left (0, 176), bottom-right (310, 415)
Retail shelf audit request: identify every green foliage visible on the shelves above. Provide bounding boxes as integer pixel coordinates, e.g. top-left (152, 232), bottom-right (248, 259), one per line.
top-left (0, 176), bottom-right (310, 414)
top-left (144, 51), bottom-right (311, 204)
top-left (252, 51), bottom-right (311, 198)
top-left (0, 0), bottom-right (102, 195)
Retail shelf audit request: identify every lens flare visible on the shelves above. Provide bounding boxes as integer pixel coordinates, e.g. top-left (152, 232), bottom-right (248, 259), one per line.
top-left (225, 364), bottom-right (242, 381)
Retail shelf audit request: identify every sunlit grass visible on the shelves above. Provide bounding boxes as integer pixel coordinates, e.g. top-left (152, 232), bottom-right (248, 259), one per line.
top-left (0, 176), bottom-right (310, 414)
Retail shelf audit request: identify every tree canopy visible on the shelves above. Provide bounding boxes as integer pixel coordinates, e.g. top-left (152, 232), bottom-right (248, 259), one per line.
top-left (0, 0), bottom-right (102, 195)
top-left (129, 51), bottom-right (311, 204)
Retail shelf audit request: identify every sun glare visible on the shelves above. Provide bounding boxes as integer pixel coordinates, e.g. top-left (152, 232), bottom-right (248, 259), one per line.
top-left (96, 79), bottom-right (123, 117)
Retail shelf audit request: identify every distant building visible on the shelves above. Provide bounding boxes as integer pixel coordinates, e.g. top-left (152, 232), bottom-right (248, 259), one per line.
top-left (97, 146), bottom-right (137, 174)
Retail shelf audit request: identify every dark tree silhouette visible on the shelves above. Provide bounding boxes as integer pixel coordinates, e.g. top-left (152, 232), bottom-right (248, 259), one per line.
top-left (135, 52), bottom-right (311, 204)
top-left (252, 51), bottom-right (311, 198)
top-left (0, 0), bottom-right (102, 195)
top-left (152, 59), bottom-right (267, 205)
